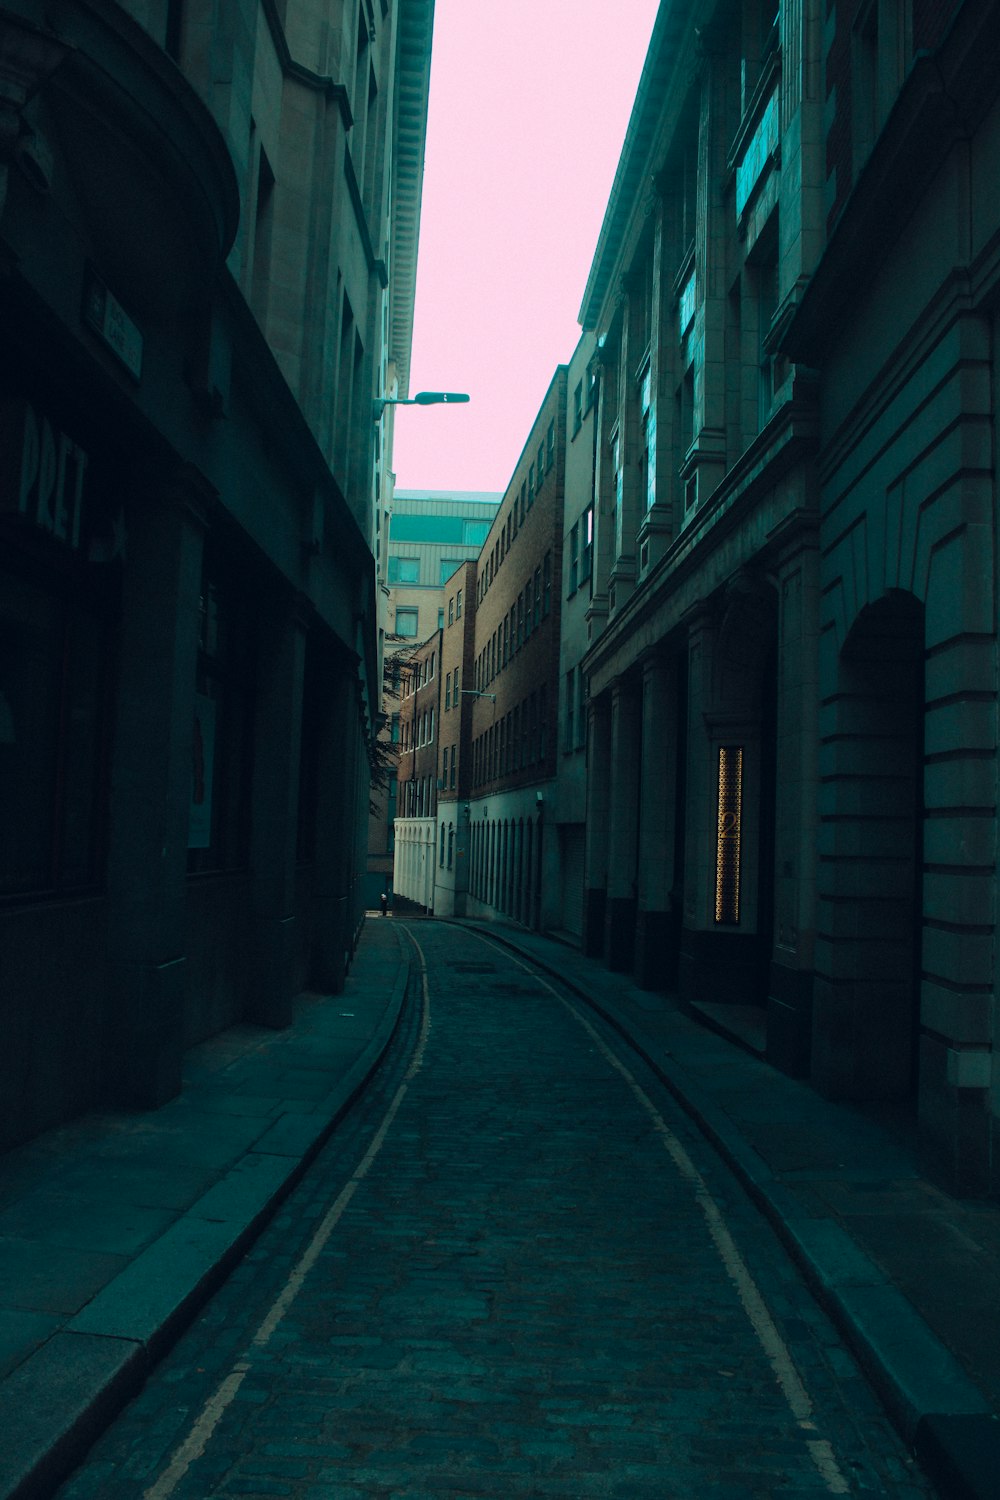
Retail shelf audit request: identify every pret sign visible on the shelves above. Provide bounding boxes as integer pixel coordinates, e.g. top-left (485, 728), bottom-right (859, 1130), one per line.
top-left (0, 399), bottom-right (89, 550)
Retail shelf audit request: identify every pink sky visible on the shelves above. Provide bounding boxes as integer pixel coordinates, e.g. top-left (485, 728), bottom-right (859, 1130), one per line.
top-left (391, 0), bottom-right (660, 495)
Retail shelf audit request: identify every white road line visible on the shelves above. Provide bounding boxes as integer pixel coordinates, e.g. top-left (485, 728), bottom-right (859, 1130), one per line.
top-left (143, 934), bottom-right (431, 1500)
top-left (465, 929), bottom-right (851, 1496)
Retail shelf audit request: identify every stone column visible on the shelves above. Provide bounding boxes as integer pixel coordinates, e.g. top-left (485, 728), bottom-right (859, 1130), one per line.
top-left (582, 695), bottom-right (611, 955)
top-left (105, 469), bottom-right (207, 1107)
top-left (604, 677), bottom-right (641, 971)
top-left (767, 537), bottom-right (820, 1074)
top-left (634, 654), bottom-right (679, 989)
top-left (248, 596), bottom-right (307, 1026)
top-left (678, 606), bottom-right (717, 1002)
top-left (311, 664), bottom-right (355, 993)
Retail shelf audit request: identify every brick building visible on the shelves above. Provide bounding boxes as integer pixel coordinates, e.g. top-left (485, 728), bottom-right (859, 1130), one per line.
top-left (466, 369), bottom-right (568, 928)
top-left (393, 629), bottom-right (441, 910)
top-left (431, 561), bottom-right (478, 915)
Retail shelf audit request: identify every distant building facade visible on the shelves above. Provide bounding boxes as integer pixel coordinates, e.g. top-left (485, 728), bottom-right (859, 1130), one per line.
top-left (466, 369), bottom-right (568, 929)
top-left (434, 560), bottom-right (477, 916)
top-left (393, 629), bottom-right (441, 910)
top-left (0, 0), bottom-right (433, 1148)
top-left (367, 489), bottom-right (499, 903)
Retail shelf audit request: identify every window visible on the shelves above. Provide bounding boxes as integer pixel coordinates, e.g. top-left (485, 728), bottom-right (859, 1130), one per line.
top-left (580, 505), bottom-right (594, 586)
top-left (448, 597), bottom-right (454, 626)
top-left (387, 556), bottom-right (419, 584)
top-left (438, 607), bottom-right (444, 629)
top-left (572, 381), bottom-right (583, 434)
top-left (520, 481), bottom-right (527, 522)
top-left (395, 607), bottom-right (418, 638)
top-left (568, 522), bottom-right (579, 595)
top-left (440, 558), bottom-right (463, 584)
top-left (677, 367), bottom-right (695, 496)
top-left (391, 712), bottom-right (400, 743)
top-left (546, 419), bottom-right (555, 468)
top-left (456, 589), bottom-right (462, 618)
top-left (447, 822), bottom-right (454, 868)
top-left (445, 672), bottom-right (451, 710)
top-left (440, 822), bottom-right (446, 865)
top-left (542, 553), bottom-right (552, 618)
top-left (524, 578), bottom-right (533, 638)
top-left (533, 567), bottom-right (541, 629)
top-left (449, 744), bottom-right (456, 790)
top-left (429, 706), bottom-right (435, 741)
top-left (528, 463), bottom-right (535, 504)
top-left (537, 441), bottom-right (545, 480)
top-left (755, 228), bottom-right (778, 430)
top-left (454, 666), bottom-right (460, 698)
top-left (429, 651), bottom-right (435, 679)
top-left (0, 569), bottom-right (112, 894)
top-left (517, 592), bottom-right (525, 649)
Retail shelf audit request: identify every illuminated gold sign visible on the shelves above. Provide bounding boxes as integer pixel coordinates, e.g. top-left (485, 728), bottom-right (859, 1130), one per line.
top-left (715, 745), bottom-right (743, 924)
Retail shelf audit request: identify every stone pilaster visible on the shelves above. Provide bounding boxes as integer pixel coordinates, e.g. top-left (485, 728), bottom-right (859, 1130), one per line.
top-left (105, 470), bottom-right (207, 1107)
top-left (604, 677), bottom-right (641, 971)
top-left (582, 696), bottom-right (611, 956)
top-left (248, 596), bottom-right (307, 1026)
top-left (635, 655), bottom-right (680, 990)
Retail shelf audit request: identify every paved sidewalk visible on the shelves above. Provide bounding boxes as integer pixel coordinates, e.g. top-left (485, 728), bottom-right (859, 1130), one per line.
top-left (0, 916), bottom-right (412, 1500)
top-left (460, 918), bottom-right (1000, 1500)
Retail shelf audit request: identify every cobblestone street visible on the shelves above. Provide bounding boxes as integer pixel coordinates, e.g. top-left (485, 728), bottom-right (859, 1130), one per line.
top-left (56, 922), bottom-right (931, 1499)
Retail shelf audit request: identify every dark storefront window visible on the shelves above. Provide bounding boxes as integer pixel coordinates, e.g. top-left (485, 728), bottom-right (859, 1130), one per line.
top-left (187, 554), bottom-right (254, 874)
top-left (0, 568), bottom-right (110, 896)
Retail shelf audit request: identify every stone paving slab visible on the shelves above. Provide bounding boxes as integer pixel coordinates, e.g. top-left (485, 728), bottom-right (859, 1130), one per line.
top-left (459, 919), bottom-right (1000, 1500)
top-left (0, 918), bottom-right (411, 1500)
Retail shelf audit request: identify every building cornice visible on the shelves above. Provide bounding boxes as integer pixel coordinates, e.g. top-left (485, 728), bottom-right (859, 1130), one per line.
top-left (389, 0), bottom-right (435, 398)
top-left (578, 1), bottom-right (708, 333)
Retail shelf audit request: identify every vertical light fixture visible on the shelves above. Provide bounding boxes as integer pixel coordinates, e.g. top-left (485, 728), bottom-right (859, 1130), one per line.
top-left (715, 745), bottom-right (743, 924)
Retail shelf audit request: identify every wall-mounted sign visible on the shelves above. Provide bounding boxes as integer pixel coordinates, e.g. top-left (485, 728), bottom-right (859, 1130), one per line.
top-left (83, 270), bottom-right (143, 381)
top-left (715, 744), bottom-right (743, 925)
top-left (0, 399), bottom-right (88, 550)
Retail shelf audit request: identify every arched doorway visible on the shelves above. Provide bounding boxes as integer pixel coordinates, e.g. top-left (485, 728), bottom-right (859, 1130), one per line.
top-left (814, 591), bottom-right (924, 1101)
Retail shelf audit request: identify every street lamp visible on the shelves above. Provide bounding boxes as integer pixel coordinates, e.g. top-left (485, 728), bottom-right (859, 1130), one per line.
top-left (373, 390), bottom-right (470, 422)
top-left (461, 690), bottom-right (495, 703)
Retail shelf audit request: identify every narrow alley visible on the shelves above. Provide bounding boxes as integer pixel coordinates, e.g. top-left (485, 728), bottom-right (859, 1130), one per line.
top-left (52, 921), bottom-right (931, 1499)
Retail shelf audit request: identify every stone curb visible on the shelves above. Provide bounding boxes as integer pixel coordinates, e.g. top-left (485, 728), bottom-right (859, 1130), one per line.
top-left (461, 921), bottom-right (999, 1497)
top-left (0, 958), bottom-right (412, 1500)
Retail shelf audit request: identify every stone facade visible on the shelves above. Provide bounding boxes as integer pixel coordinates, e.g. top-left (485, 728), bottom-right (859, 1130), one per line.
top-left (577, 0), bottom-right (1000, 1195)
top-left (0, 0), bottom-right (432, 1147)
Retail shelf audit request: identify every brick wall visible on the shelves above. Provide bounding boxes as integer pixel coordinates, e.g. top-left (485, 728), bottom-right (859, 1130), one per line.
top-left (469, 369), bottom-right (568, 796)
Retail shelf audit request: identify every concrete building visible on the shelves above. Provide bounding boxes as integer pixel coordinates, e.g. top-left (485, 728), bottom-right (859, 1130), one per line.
top-left (466, 369), bottom-right (568, 929)
top-left (577, 0), bottom-right (1000, 1196)
top-left (0, 0), bottom-right (434, 1148)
